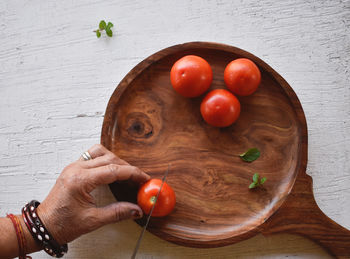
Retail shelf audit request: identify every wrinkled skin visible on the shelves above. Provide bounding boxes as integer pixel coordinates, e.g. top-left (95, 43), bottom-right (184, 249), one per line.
top-left (37, 144), bottom-right (150, 245)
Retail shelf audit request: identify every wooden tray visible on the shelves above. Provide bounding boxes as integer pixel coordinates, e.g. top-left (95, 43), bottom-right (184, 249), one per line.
top-left (101, 42), bottom-right (350, 258)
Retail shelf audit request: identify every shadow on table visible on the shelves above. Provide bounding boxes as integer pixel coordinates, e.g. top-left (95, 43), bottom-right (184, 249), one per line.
top-left (67, 184), bottom-right (332, 259)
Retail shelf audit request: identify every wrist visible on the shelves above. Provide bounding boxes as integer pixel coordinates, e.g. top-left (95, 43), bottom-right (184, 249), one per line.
top-left (18, 215), bottom-right (41, 254)
top-left (36, 203), bottom-right (66, 246)
top-left (23, 201), bottom-right (68, 257)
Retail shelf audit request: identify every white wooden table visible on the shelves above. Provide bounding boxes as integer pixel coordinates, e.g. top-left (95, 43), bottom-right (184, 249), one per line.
top-left (1, 1), bottom-right (349, 258)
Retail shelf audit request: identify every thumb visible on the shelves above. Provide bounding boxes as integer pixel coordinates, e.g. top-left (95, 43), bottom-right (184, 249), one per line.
top-left (95, 202), bottom-right (143, 225)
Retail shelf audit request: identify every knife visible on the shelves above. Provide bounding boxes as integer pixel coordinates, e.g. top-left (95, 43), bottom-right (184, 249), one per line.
top-left (131, 165), bottom-right (170, 259)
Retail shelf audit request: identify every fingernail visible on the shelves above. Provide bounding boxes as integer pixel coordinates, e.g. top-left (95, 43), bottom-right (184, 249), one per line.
top-left (131, 209), bottom-right (142, 219)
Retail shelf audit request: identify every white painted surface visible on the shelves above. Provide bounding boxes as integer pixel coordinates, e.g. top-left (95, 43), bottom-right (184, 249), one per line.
top-left (0, 0), bottom-right (349, 258)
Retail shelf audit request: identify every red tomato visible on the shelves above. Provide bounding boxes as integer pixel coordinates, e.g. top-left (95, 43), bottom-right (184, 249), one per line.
top-left (137, 179), bottom-right (176, 217)
top-left (224, 58), bottom-right (261, 96)
top-left (200, 89), bottom-right (241, 127)
top-left (170, 55), bottom-right (213, 97)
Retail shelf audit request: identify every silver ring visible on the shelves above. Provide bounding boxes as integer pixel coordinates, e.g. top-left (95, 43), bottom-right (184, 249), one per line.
top-left (81, 151), bottom-right (92, 161)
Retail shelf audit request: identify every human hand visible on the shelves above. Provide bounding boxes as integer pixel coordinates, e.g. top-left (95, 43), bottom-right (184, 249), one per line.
top-left (36, 144), bottom-right (150, 245)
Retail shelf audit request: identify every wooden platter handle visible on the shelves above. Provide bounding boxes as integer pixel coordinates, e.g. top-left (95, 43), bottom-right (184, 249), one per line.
top-left (262, 173), bottom-right (350, 258)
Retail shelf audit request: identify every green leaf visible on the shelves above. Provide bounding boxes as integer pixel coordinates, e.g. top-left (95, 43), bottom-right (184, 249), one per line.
top-left (260, 177), bottom-right (267, 185)
top-left (105, 27), bottom-right (113, 37)
top-left (252, 173), bottom-right (259, 183)
top-left (96, 30), bottom-right (101, 38)
top-left (106, 22), bottom-right (114, 29)
top-left (99, 20), bottom-right (106, 30)
top-left (239, 148), bottom-right (260, 162)
top-left (249, 182), bottom-right (257, 189)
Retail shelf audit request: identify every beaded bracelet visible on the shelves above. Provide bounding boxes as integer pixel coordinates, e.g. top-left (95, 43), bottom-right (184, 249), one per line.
top-left (22, 200), bottom-right (68, 258)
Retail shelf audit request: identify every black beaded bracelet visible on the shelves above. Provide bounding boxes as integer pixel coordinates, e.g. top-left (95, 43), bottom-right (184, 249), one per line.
top-left (22, 200), bottom-right (68, 258)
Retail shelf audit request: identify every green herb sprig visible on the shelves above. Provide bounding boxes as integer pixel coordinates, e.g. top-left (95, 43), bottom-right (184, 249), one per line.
top-left (239, 148), bottom-right (260, 162)
top-left (94, 20), bottom-right (114, 38)
top-left (249, 173), bottom-right (266, 189)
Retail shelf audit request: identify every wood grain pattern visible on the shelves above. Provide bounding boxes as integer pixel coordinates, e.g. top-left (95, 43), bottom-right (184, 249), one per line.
top-left (263, 173), bottom-right (350, 258)
top-left (102, 42), bottom-right (349, 257)
top-left (1, 1), bottom-right (349, 258)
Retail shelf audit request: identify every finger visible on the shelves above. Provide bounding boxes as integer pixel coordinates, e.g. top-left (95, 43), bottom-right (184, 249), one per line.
top-left (88, 164), bottom-right (150, 187)
top-left (83, 152), bottom-right (129, 168)
top-left (95, 202), bottom-right (143, 226)
top-left (79, 144), bottom-right (110, 161)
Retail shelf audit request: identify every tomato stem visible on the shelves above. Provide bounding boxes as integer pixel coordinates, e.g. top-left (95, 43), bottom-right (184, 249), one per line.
top-left (150, 196), bottom-right (157, 204)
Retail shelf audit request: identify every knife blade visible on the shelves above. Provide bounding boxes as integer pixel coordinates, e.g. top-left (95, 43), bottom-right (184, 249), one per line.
top-left (131, 165), bottom-right (170, 259)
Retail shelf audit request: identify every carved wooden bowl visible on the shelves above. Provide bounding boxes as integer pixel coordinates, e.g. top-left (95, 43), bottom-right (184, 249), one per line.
top-left (101, 42), bottom-right (350, 258)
